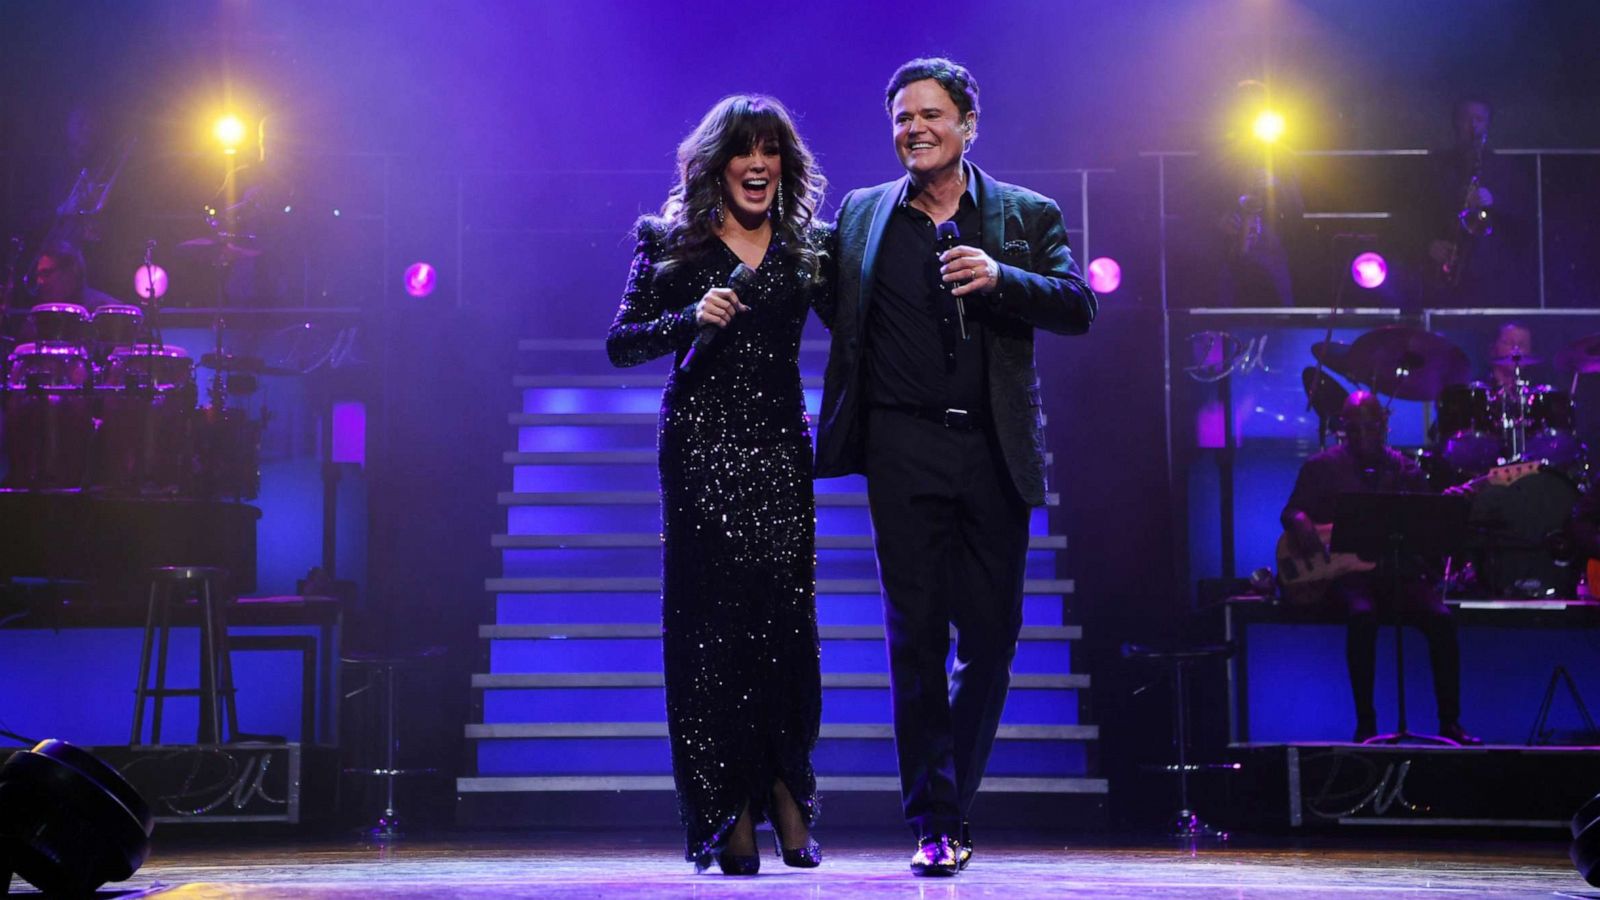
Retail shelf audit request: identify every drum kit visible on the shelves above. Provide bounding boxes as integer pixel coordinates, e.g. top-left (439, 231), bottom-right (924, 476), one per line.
top-left (1305, 325), bottom-right (1600, 598)
top-left (0, 238), bottom-right (281, 499)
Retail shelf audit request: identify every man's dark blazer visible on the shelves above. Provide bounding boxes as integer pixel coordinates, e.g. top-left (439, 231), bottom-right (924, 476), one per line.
top-left (814, 163), bottom-right (1097, 507)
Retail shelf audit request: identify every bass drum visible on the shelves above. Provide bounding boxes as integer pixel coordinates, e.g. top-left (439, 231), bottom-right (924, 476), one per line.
top-left (1468, 470), bottom-right (1582, 598)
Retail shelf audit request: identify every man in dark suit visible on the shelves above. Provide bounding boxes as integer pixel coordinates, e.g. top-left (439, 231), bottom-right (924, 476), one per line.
top-left (814, 57), bottom-right (1096, 876)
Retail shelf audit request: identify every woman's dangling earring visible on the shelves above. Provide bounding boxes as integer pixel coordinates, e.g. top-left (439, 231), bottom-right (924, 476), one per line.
top-left (714, 191), bottom-right (724, 225)
top-left (773, 183), bottom-right (785, 224)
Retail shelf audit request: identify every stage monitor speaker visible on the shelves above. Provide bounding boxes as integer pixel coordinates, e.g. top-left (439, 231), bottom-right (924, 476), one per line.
top-left (0, 739), bottom-right (155, 896)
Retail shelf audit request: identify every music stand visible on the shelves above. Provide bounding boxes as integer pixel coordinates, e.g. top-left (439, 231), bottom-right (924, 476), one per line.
top-left (1331, 491), bottom-right (1473, 746)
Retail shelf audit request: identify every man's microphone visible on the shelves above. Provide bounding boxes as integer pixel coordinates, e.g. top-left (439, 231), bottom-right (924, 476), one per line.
top-left (678, 263), bottom-right (756, 373)
top-left (935, 221), bottom-right (969, 340)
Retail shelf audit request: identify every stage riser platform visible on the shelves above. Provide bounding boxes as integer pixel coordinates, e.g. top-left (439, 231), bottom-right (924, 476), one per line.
top-left (1218, 743), bottom-right (1600, 830)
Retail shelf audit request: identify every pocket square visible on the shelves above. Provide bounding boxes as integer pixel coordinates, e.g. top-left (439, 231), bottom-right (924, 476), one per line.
top-left (1002, 239), bottom-right (1030, 254)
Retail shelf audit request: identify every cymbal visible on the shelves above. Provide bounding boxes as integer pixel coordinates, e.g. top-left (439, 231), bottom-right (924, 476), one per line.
top-left (1301, 366), bottom-right (1349, 420)
top-left (1556, 333), bottom-right (1600, 374)
top-left (1345, 325), bottom-right (1471, 401)
top-left (200, 352), bottom-right (299, 376)
top-left (176, 236), bottom-right (261, 262)
top-left (1489, 353), bottom-right (1545, 367)
top-left (1310, 341), bottom-right (1355, 380)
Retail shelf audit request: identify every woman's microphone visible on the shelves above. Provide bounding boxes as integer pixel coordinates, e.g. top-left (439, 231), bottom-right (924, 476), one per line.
top-left (678, 263), bottom-right (756, 373)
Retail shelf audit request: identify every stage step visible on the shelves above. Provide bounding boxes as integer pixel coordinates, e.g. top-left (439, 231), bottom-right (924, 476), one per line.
top-left (485, 577), bottom-right (1075, 595)
top-left (465, 332), bottom-right (1095, 822)
top-left (515, 374), bottom-right (824, 389)
top-left (491, 532), bottom-right (1068, 550)
top-left (511, 410), bottom-right (1047, 428)
top-left (479, 623), bottom-right (1082, 641)
top-left (503, 450), bottom-right (1055, 467)
top-left (472, 672), bottom-right (1090, 690)
top-left (520, 338), bottom-right (830, 354)
top-left (458, 774), bottom-right (1108, 794)
top-left (465, 722), bottom-right (1099, 740)
top-left (498, 490), bottom-right (1060, 507)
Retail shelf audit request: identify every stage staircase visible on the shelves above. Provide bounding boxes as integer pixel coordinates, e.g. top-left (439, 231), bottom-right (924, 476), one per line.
top-left (457, 337), bottom-right (1105, 826)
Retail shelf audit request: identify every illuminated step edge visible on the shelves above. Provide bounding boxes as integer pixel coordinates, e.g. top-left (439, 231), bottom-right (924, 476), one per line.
top-left (491, 533), bottom-right (1067, 550)
top-left (519, 338), bottom-right (831, 354)
top-left (480, 624), bottom-right (1082, 641)
top-left (471, 672), bottom-right (1089, 689)
top-left (510, 411), bottom-right (1049, 427)
top-left (503, 450), bottom-right (1053, 466)
top-left (484, 577), bottom-right (1075, 595)
top-left (497, 491), bottom-right (1060, 507)
top-left (458, 775), bottom-right (1108, 794)
top-left (466, 722), bottom-right (1098, 741)
top-left (515, 374), bottom-right (824, 389)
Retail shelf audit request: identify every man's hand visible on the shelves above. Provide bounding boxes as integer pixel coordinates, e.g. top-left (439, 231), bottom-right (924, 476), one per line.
top-left (1288, 513), bottom-right (1328, 562)
top-left (940, 246), bottom-right (999, 297)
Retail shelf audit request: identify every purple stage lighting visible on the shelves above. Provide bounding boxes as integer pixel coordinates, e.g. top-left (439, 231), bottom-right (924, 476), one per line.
top-left (403, 262), bottom-right (437, 298)
top-left (132, 264), bottom-right (169, 301)
top-left (1087, 256), bottom-right (1121, 294)
top-left (1350, 252), bottom-right (1387, 289)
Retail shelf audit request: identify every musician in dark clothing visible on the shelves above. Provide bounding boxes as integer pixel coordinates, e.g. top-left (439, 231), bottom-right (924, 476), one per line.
top-left (1413, 98), bottom-right (1536, 308)
top-left (1281, 391), bottom-right (1479, 744)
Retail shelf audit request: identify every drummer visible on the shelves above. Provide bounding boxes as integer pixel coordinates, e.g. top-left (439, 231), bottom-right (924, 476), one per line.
top-left (32, 240), bottom-right (118, 311)
top-left (1487, 322), bottom-right (1537, 391)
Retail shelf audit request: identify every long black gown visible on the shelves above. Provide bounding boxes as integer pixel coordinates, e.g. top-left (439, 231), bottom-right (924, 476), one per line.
top-left (605, 221), bottom-right (824, 862)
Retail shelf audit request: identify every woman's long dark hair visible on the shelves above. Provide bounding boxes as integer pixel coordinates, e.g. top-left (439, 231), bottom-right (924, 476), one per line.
top-left (645, 95), bottom-right (826, 281)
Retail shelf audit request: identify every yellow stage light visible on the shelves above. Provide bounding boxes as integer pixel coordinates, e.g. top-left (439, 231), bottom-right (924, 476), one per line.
top-left (1252, 110), bottom-right (1286, 144)
top-left (214, 115), bottom-right (246, 154)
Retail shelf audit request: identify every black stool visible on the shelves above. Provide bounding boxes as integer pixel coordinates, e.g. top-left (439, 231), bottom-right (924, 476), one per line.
top-left (131, 566), bottom-right (239, 745)
top-left (1123, 641), bottom-right (1237, 841)
top-left (342, 647), bottom-right (444, 839)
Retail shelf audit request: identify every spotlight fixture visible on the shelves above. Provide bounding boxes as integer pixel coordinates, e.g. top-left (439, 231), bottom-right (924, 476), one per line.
top-left (403, 262), bottom-right (438, 298)
top-left (1086, 256), bottom-right (1122, 294)
top-left (1252, 110), bottom-right (1286, 144)
top-left (133, 263), bottom-right (169, 301)
top-left (1350, 251), bottom-right (1388, 289)
top-left (214, 115), bottom-right (246, 155)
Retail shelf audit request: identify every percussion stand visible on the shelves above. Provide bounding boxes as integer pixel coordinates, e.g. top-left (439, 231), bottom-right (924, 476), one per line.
top-left (138, 240), bottom-right (164, 349)
top-left (1503, 351), bottom-right (1529, 463)
top-left (1331, 491), bottom-right (1473, 747)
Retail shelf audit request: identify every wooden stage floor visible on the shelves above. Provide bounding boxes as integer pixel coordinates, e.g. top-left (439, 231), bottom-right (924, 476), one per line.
top-left (18, 830), bottom-right (1590, 898)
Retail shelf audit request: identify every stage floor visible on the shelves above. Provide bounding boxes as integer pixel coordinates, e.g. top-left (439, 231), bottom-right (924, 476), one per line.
top-left (24, 830), bottom-right (1588, 898)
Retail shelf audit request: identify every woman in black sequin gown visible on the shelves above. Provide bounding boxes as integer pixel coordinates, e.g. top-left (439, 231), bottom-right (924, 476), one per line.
top-left (605, 95), bottom-right (830, 874)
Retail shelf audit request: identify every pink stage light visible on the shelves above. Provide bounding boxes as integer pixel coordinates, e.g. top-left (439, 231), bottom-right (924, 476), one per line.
top-left (1086, 256), bottom-right (1121, 294)
top-left (403, 262), bottom-right (437, 298)
top-left (1350, 252), bottom-right (1387, 289)
top-left (132, 264), bottom-right (169, 301)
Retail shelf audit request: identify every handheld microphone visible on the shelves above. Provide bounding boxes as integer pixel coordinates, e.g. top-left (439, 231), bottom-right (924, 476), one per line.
top-left (935, 221), bottom-right (968, 340)
top-left (678, 263), bottom-right (755, 373)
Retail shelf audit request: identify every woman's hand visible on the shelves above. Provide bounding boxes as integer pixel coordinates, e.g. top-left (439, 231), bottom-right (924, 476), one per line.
top-left (695, 287), bottom-right (749, 329)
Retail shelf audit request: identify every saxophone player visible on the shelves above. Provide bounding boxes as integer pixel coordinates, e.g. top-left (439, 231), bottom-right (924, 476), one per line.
top-left (1414, 98), bottom-right (1535, 307)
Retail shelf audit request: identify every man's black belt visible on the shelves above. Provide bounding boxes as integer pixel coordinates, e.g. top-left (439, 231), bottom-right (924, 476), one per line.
top-left (873, 404), bottom-right (985, 431)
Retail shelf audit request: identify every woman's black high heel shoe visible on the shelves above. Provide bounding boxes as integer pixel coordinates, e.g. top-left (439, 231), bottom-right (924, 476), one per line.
top-left (770, 829), bottom-right (822, 868)
top-left (694, 846), bottom-right (760, 875)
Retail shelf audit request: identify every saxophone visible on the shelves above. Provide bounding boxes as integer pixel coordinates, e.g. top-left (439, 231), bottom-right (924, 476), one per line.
top-left (1440, 134), bottom-right (1492, 286)
top-left (20, 133), bottom-right (135, 295)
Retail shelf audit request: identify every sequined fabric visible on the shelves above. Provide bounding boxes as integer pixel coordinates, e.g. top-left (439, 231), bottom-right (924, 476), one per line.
top-left (606, 223), bottom-right (824, 862)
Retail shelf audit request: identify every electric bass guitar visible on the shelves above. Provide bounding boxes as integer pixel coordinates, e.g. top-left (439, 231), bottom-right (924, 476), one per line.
top-left (1275, 460), bottom-right (1543, 606)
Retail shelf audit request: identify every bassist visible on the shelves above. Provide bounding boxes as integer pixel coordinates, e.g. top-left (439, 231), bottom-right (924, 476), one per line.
top-left (1280, 392), bottom-right (1480, 744)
